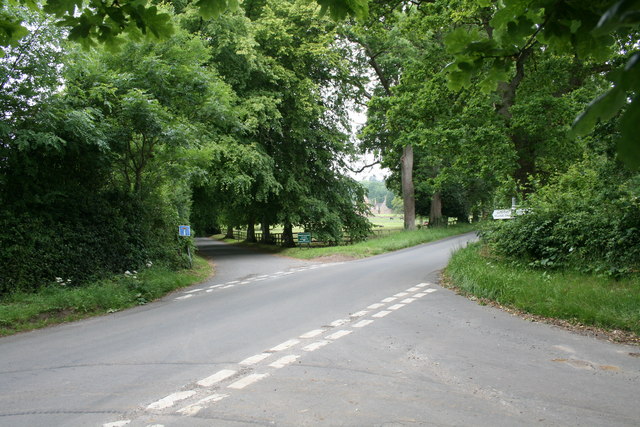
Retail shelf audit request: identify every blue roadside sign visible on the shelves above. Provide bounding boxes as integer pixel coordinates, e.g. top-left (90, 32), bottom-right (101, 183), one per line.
top-left (179, 225), bottom-right (191, 237)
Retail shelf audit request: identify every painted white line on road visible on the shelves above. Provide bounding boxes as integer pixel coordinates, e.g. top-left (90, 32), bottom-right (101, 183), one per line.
top-left (350, 310), bottom-right (369, 318)
top-left (228, 373), bottom-right (269, 390)
top-left (416, 283), bottom-right (430, 288)
top-left (406, 287), bottom-right (420, 292)
top-left (197, 369), bottom-right (236, 387)
top-left (176, 393), bottom-right (228, 416)
top-left (414, 292), bottom-right (427, 298)
top-left (270, 339), bottom-right (300, 352)
top-left (367, 303), bottom-right (384, 309)
top-left (300, 329), bottom-right (325, 339)
top-left (269, 354), bottom-right (300, 368)
top-left (325, 330), bottom-right (352, 340)
top-left (239, 353), bottom-right (271, 366)
top-left (401, 298), bottom-right (416, 304)
top-left (221, 284), bottom-right (235, 289)
top-left (208, 284), bottom-right (224, 289)
top-left (240, 281), bottom-right (250, 285)
top-left (146, 390), bottom-right (197, 410)
top-left (372, 310), bottom-right (391, 318)
top-left (253, 277), bottom-right (267, 282)
top-left (303, 340), bottom-right (330, 352)
top-left (103, 421), bottom-right (131, 427)
top-left (353, 319), bottom-right (374, 328)
top-left (330, 318), bottom-right (349, 327)
top-left (388, 303), bottom-right (406, 310)
top-left (175, 294), bottom-right (193, 300)
top-left (394, 292), bottom-right (409, 297)
top-left (258, 275), bottom-right (270, 278)
top-left (381, 297), bottom-right (397, 303)
top-left (425, 289), bottom-right (437, 293)
top-left (228, 281), bottom-right (240, 284)
top-left (283, 272), bottom-right (294, 275)
top-left (185, 288), bottom-right (204, 293)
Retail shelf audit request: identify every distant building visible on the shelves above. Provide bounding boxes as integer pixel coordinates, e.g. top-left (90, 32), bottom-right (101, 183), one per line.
top-left (364, 196), bottom-right (393, 215)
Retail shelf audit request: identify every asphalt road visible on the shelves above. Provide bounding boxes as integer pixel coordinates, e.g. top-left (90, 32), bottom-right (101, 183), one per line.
top-left (0, 234), bottom-right (639, 426)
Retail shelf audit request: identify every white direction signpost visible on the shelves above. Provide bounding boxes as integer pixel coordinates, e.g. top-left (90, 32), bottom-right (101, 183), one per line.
top-left (492, 209), bottom-right (513, 220)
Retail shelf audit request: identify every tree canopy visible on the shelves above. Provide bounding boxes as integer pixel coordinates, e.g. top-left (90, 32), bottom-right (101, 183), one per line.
top-left (1, 0), bottom-right (638, 294)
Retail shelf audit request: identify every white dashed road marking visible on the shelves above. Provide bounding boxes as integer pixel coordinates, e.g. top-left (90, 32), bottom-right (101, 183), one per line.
top-left (350, 310), bottom-right (369, 318)
top-left (269, 355), bottom-right (300, 369)
top-left (103, 421), bottom-right (130, 427)
top-left (228, 373), bottom-right (269, 390)
top-left (372, 310), bottom-right (391, 318)
top-left (303, 340), bottom-right (330, 352)
top-left (353, 319), bottom-right (374, 328)
top-left (300, 329), bottom-right (325, 339)
top-left (270, 339), bottom-right (300, 352)
top-left (197, 369), bottom-right (236, 387)
top-left (325, 330), bottom-right (352, 340)
top-left (146, 390), bottom-right (196, 410)
top-left (176, 393), bottom-right (228, 416)
top-left (106, 280), bottom-right (442, 425)
top-left (239, 353), bottom-right (271, 366)
top-left (330, 318), bottom-right (349, 327)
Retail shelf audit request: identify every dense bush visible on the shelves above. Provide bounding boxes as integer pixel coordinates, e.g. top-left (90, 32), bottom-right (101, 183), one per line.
top-left (482, 159), bottom-right (640, 276)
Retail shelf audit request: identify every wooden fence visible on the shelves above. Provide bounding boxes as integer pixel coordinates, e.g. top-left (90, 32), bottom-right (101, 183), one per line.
top-left (228, 219), bottom-right (459, 247)
top-left (228, 227), bottom-right (405, 247)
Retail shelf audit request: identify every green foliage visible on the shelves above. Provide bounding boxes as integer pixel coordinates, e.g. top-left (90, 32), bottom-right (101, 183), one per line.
top-left (0, 256), bottom-right (211, 336)
top-left (444, 0), bottom-right (640, 168)
top-left (1, 0), bottom-right (368, 52)
top-left (482, 159), bottom-right (640, 276)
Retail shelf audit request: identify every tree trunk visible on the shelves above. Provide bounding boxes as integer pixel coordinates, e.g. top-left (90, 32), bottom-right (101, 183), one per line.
top-left (225, 225), bottom-right (234, 239)
top-left (246, 221), bottom-right (256, 243)
top-left (282, 222), bottom-right (295, 247)
top-left (401, 144), bottom-right (416, 230)
top-left (429, 191), bottom-right (444, 227)
top-left (494, 47), bottom-right (534, 194)
top-left (261, 221), bottom-right (272, 244)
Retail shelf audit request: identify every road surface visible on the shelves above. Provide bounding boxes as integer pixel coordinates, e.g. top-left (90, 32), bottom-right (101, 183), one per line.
top-left (0, 234), bottom-right (638, 426)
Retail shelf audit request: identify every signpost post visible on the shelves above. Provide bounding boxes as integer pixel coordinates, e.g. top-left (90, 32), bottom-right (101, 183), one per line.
top-left (178, 225), bottom-right (192, 267)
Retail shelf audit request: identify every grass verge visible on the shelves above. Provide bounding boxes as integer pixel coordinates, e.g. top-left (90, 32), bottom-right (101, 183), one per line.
top-left (217, 224), bottom-right (476, 260)
top-left (0, 256), bottom-right (212, 336)
top-left (444, 242), bottom-right (640, 342)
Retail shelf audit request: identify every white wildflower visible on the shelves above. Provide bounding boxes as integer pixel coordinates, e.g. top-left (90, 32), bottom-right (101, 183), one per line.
top-left (125, 270), bottom-right (132, 275)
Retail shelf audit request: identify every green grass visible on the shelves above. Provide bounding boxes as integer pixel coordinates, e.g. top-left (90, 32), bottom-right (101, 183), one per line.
top-left (0, 257), bottom-right (212, 336)
top-left (219, 224), bottom-right (476, 260)
top-left (445, 243), bottom-right (640, 336)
